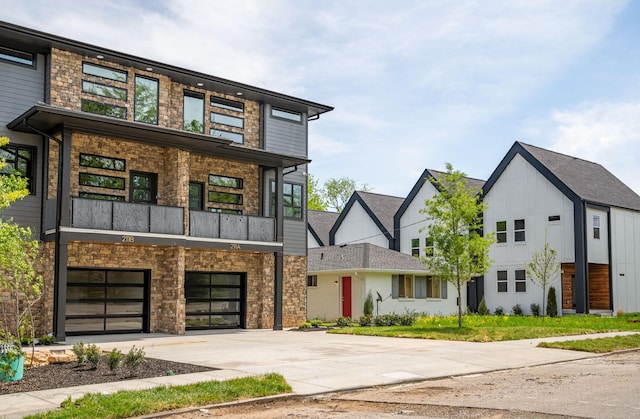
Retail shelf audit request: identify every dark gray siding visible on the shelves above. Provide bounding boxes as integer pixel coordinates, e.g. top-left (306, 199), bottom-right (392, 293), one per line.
top-left (0, 53), bottom-right (46, 236)
top-left (263, 104), bottom-right (308, 157)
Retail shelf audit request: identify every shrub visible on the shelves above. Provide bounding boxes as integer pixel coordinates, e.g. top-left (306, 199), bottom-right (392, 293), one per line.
top-left (494, 306), bottom-right (504, 316)
top-left (512, 304), bottom-right (523, 316)
top-left (309, 318), bottom-right (323, 327)
top-left (107, 348), bottom-right (122, 372)
top-left (373, 312), bottom-right (415, 326)
top-left (478, 296), bottom-right (489, 315)
top-left (359, 315), bottom-right (373, 326)
top-left (531, 303), bottom-right (540, 317)
top-left (298, 322), bottom-right (311, 329)
top-left (363, 290), bottom-right (374, 317)
top-left (123, 345), bottom-right (145, 376)
top-left (72, 341), bottom-right (87, 364)
top-left (336, 316), bottom-right (352, 327)
top-left (547, 286), bottom-right (558, 317)
top-left (37, 335), bottom-right (56, 345)
top-left (85, 344), bottom-right (101, 369)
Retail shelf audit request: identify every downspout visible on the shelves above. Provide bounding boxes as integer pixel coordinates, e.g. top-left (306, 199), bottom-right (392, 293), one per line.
top-left (23, 119), bottom-right (64, 341)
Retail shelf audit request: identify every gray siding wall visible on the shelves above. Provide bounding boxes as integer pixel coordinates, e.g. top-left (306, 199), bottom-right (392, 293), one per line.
top-left (0, 53), bottom-right (46, 236)
top-left (263, 104), bottom-right (308, 157)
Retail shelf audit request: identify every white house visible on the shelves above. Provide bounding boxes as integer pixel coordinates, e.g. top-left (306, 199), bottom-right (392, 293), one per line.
top-left (307, 243), bottom-right (454, 320)
top-left (482, 142), bottom-right (640, 315)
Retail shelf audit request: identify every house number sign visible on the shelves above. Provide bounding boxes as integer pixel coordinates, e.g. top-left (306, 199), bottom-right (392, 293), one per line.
top-left (121, 235), bottom-right (135, 243)
top-left (230, 243), bottom-right (241, 250)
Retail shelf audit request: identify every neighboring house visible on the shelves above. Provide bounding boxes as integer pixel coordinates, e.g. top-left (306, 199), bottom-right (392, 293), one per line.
top-left (393, 169), bottom-right (485, 312)
top-left (482, 141), bottom-right (640, 315)
top-left (329, 191), bottom-right (403, 248)
top-left (307, 243), bottom-right (451, 320)
top-left (0, 21), bottom-right (332, 339)
top-left (307, 209), bottom-right (339, 248)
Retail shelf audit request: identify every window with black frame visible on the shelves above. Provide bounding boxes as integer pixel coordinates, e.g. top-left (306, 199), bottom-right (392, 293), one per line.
top-left (0, 144), bottom-right (36, 194)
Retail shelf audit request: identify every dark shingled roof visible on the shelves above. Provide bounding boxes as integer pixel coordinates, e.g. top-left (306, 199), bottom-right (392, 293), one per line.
top-left (520, 142), bottom-right (640, 211)
top-left (308, 210), bottom-right (339, 246)
top-left (428, 169), bottom-right (486, 193)
top-left (308, 243), bottom-right (429, 273)
top-left (355, 191), bottom-right (404, 235)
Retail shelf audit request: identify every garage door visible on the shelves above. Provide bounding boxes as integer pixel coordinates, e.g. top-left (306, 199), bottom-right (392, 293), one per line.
top-left (185, 272), bottom-right (245, 329)
top-left (66, 269), bottom-right (149, 335)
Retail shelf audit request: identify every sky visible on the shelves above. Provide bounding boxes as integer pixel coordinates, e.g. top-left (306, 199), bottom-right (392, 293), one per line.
top-left (3, 0), bottom-right (639, 198)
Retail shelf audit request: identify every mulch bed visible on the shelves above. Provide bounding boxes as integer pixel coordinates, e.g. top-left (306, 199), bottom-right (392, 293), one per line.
top-left (0, 355), bottom-right (216, 394)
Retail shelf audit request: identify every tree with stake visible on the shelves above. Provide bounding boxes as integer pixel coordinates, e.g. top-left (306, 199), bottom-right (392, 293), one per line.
top-left (526, 240), bottom-right (560, 319)
top-left (420, 163), bottom-right (494, 328)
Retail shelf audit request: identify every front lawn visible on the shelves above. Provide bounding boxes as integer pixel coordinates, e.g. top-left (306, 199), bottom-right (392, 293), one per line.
top-left (328, 314), bottom-right (640, 342)
top-left (538, 334), bottom-right (640, 353)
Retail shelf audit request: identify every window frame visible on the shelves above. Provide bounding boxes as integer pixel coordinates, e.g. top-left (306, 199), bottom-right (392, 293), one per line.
top-left (210, 96), bottom-right (244, 113)
top-left (78, 192), bottom-right (125, 201)
top-left (514, 219), bottom-right (526, 242)
top-left (79, 172), bottom-right (125, 190)
top-left (189, 182), bottom-right (204, 210)
top-left (307, 275), bottom-right (318, 287)
top-left (593, 215), bottom-right (600, 239)
top-left (496, 220), bottom-right (507, 243)
top-left (0, 46), bottom-right (35, 68)
top-left (82, 80), bottom-right (127, 101)
top-left (424, 236), bottom-right (434, 257)
top-left (0, 143), bottom-right (36, 194)
top-left (497, 270), bottom-right (508, 293)
top-left (411, 238), bottom-right (420, 257)
top-left (209, 174), bottom-right (243, 189)
top-left (208, 207), bottom-right (242, 214)
top-left (208, 191), bottom-right (243, 205)
top-left (392, 274), bottom-right (414, 299)
top-left (79, 153), bottom-right (126, 172)
top-left (271, 107), bottom-right (303, 123)
top-left (183, 90), bottom-right (205, 134)
top-left (81, 99), bottom-right (127, 119)
top-left (270, 181), bottom-right (304, 219)
top-left (133, 74), bottom-right (159, 125)
top-left (515, 269), bottom-right (526, 292)
top-left (210, 128), bottom-right (244, 144)
top-left (82, 61), bottom-right (127, 83)
top-left (211, 111), bottom-right (244, 129)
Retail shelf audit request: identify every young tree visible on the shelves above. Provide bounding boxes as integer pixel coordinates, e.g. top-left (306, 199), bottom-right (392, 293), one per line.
top-left (420, 163), bottom-right (494, 328)
top-left (324, 177), bottom-right (371, 212)
top-left (526, 240), bottom-right (560, 319)
top-left (307, 173), bottom-right (327, 211)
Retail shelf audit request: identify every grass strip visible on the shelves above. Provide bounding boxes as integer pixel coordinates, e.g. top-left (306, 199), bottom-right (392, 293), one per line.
top-left (26, 373), bottom-right (291, 419)
top-left (537, 334), bottom-right (640, 353)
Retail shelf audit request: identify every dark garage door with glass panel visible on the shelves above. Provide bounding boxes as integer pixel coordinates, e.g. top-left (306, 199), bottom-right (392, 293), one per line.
top-left (185, 272), bottom-right (245, 329)
top-left (66, 269), bottom-right (149, 335)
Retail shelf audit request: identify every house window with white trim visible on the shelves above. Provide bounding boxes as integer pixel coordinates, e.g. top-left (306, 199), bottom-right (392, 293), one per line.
top-left (496, 221), bottom-right (507, 243)
top-left (411, 238), bottom-right (420, 257)
top-left (593, 215), bottom-right (600, 239)
top-left (515, 269), bottom-right (526, 292)
top-left (514, 219), bottom-right (525, 242)
top-left (425, 236), bottom-right (434, 257)
top-left (497, 270), bottom-right (507, 293)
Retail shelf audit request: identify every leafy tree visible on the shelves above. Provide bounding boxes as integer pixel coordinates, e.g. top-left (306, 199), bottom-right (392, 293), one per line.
top-left (526, 240), bottom-right (560, 319)
top-left (324, 177), bottom-right (371, 212)
top-left (420, 163), bottom-right (494, 328)
top-left (307, 173), bottom-right (327, 211)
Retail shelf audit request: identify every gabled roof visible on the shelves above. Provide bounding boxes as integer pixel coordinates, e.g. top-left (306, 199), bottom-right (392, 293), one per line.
top-left (308, 243), bottom-right (429, 273)
top-left (483, 142), bottom-right (640, 212)
top-left (329, 191), bottom-right (404, 246)
top-left (308, 210), bottom-right (339, 247)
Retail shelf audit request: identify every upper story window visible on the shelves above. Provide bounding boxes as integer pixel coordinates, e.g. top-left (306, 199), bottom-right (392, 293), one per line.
top-left (270, 181), bottom-right (303, 219)
top-left (134, 75), bottom-right (159, 124)
top-left (189, 182), bottom-right (204, 210)
top-left (82, 62), bottom-right (127, 82)
top-left (514, 219), bottom-right (525, 242)
top-left (425, 236), bottom-right (434, 257)
top-left (411, 238), bottom-right (420, 257)
top-left (496, 221), bottom-right (507, 243)
top-left (184, 91), bottom-right (204, 134)
top-left (80, 153), bottom-right (125, 172)
top-left (209, 175), bottom-right (243, 189)
top-left (593, 215), bottom-right (600, 239)
top-left (208, 191), bottom-right (243, 205)
top-left (497, 270), bottom-right (507, 293)
top-left (0, 144), bottom-right (36, 194)
top-left (82, 80), bottom-right (127, 101)
top-left (0, 46), bottom-right (34, 67)
top-left (211, 112), bottom-right (244, 129)
top-left (81, 99), bottom-right (127, 119)
top-left (210, 128), bottom-right (243, 144)
top-left (271, 107), bottom-right (302, 123)
top-left (79, 173), bottom-right (125, 190)
top-left (211, 97), bottom-right (244, 113)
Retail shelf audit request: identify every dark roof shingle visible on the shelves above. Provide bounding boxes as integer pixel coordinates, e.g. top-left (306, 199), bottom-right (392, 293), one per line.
top-left (308, 210), bottom-right (339, 246)
top-left (308, 243), bottom-right (429, 273)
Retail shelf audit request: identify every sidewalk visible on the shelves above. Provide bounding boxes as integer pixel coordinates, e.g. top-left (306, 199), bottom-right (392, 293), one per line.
top-left (1, 330), bottom-right (634, 418)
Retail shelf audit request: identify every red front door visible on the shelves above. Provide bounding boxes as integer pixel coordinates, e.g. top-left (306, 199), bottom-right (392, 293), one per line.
top-left (342, 276), bottom-right (352, 318)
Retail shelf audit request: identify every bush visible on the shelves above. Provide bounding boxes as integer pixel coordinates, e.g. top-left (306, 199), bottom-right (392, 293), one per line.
top-left (547, 286), bottom-right (558, 317)
top-left (363, 290), bottom-right (374, 317)
top-left (478, 296), bottom-right (489, 315)
top-left (494, 306), bottom-right (504, 316)
top-left (298, 322), bottom-right (311, 329)
top-left (531, 303), bottom-right (541, 317)
top-left (107, 348), bottom-right (122, 372)
top-left (85, 344), bottom-right (101, 369)
top-left (373, 312), bottom-right (415, 326)
top-left (72, 341), bottom-right (87, 364)
top-left (37, 335), bottom-right (56, 345)
top-left (309, 318), bottom-right (323, 327)
top-left (336, 316), bottom-right (352, 327)
top-left (512, 304), bottom-right (523, 316)
top-left (123, 345), bottom-right (145, 376)
top-left (359, 315), bottom-right (373, 326)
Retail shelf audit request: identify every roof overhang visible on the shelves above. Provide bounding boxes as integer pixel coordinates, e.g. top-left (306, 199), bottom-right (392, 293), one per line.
top-left (8, 103), bottom-right (310, 168)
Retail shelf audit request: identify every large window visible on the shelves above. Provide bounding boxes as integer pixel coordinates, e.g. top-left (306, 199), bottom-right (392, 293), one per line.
top-left (411, 238), bottom-right (420, 257)
top-left (496, 221), bottom-right (507, 243)
top-left (593, 215), bottom-right (600, 239)
top-left (81, 99), bottom-right (126, 119)
top-left (515, 269), bottom-right (526, 292)
top-left (415, 276), bottom-right (447, 298)
top-left (82, 80), bottom-right (127, 101)
top-left (134, 75), bottom-right (159, 124)
top-left (270, 181), bottom-right (303, 219)
top-left (0, 46), bottom-right (34, 67)
top-left (82, 62), bottom-right (127, 82)
top-left (497, 270), bottom-right (508, 293)
top-left (130, 172), bottom-right (157, 204)
top-left (392, 274), bottom-right (413, 298)
top-left (514, 219), bottom-right (525, 242)
top-left (184, 91), bottom-right (204, 133)
top-left (1, 144), bottom-right (36, 194)
top-left (189, 182), bottom-right (204, 210)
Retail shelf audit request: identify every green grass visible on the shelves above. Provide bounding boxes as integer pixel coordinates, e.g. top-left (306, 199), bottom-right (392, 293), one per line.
top-left (538, 334), bottom-right (640, 353)
top-left (328, 314), bottom-right (640, 342)
top-left (26, 373), bottom-right (291, 419)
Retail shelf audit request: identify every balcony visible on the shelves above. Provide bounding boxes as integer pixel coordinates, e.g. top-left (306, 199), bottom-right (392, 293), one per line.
top-left (46, 198), bottom-right (276, 243)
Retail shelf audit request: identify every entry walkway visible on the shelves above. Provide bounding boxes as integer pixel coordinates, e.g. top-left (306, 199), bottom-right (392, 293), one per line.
top-left (1, 330), bottom-right (635, 418)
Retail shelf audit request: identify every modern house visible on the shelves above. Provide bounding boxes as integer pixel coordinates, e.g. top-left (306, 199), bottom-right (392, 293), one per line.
top-left (0, 21), bottom-right (332, 339)
top-left (307, 243), bottom-right (446, 320)
top-left (329, 191), bottom-right (403, 248)
top-left (482, 142), bottom-right (640, 315)
top-left (307, 209), bottom-right (339, 248)
top-left (393, 169), bottom-right (486, 312)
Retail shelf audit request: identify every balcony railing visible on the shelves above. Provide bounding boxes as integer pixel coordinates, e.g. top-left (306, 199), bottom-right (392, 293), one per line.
top-left (56, 198), bottom-right (276, 242)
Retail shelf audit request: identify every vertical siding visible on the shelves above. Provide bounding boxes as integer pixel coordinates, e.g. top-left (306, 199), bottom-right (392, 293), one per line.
top-left (611, 208), bottom-right (640, 313)
top-left (586, 207), bottom-right (609, 264)
top-left (398, 181), bottom-right (439, 256)
top-left (333, 202), bottom-right (388, 248)
top-left (263, 104), bottom-right (308, 157)
top-left (0, 53), bottom-right (46, 236)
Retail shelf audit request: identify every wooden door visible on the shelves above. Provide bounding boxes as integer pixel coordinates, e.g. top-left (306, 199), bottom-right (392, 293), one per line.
top-left (341, 276), bottom-right (352, 318)
top-left (561, 263), bottom-right (576, 310)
